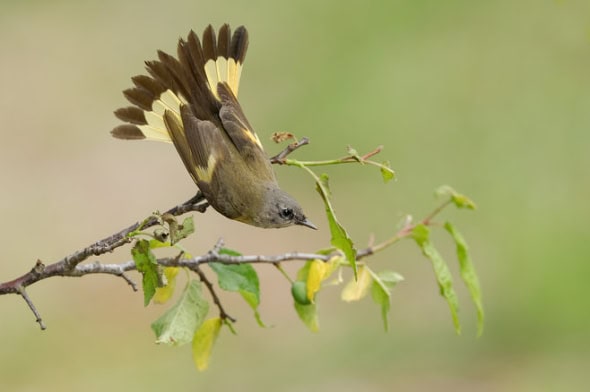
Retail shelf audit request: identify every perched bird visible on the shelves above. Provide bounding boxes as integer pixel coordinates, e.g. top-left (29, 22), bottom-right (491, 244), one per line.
top-left (112, 24), bottom-right (315, 229)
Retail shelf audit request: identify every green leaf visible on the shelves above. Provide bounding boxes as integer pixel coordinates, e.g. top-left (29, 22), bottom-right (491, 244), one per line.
top-left (192, 317), bottom-right (222, 371)
top-left (132, 239), bottom-right (160, 306)
top-left (369, 270), bottom-right (404, 331)
top-left (341, 266), bottom-right (372, 302)
top-left (296, 260), bottom-right (313, 281)
top-left (373, 270), bottom-right (404, 289)
top-left (219, 247), bottom-right (242, 257)
top-left (318, 172), bottom-right (332, 197)
top-left (412, 224), bottom-right (461, 334)
top-left (148, 239), bottom-right (171, 249)
top-left (209, 262), bottom-right (264, 327)
top-left (294, 302), bottom-right (319, 332)
top-left (170, 216), bottom-right (195, 245)
top-left (153, 267), bottom-right (180, 304)
top-left (445, 221), bottom-right (485, 336)
top-left (380, 160), bottom-right (395, 183)
top-left (371, 280), bottom-right (390, 331)
top-left (315, 173), bottom-right (358, 279)
top-left (435, 185), bottom-right (476, 210)
top-left (151, 280), bottom-right (209, 346)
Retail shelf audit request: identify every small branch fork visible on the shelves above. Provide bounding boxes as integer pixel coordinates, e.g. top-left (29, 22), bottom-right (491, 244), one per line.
top-left (0, 139), bottom-right (447, 329)
top-left (0, 140), bottom-right (312, 329)
top-left (0, 212), bottom-right (432, 330)
top-left (270, 137), bottom-right (310, 164)
top-left (0, 193), bottom-right (209, 330)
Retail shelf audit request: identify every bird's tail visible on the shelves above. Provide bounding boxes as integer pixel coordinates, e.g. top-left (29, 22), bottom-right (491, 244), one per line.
top-left (112, 24), bottom-right (249, 142)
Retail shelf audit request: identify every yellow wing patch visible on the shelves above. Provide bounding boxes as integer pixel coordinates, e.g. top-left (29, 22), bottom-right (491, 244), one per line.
top-left (194, 153), bottom-right (218, 183)
top-left (242, 124), bottom-right (263, 149)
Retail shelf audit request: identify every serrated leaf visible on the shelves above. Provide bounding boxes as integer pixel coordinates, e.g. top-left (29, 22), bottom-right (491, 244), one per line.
top-left (132, 239), bottom-right (160, 306)
top-left (294, 302), bottom-right (319, 332)
top-left (341, 266), bottom-right (373, 302)
top-left (380, 160), bottom-right (395, 183)
top-left (209, 262), bottom-right (264, 327)
top-left (170, 216), bottom-right (195, 245)
top-left (412, 224), bottom-right (461, 334)
top-left (369, 270), bottom-right (404, 331)
top-left (154, 267), bottom-right (180, 304)
top-left (315, 173), bottom-right (358, 279)
top-left (445, 221), bottom-right (484, 336)
top-left (151, 280), bottom-right (209, 346)
top-left (192, 317), bottom-right (222, 371)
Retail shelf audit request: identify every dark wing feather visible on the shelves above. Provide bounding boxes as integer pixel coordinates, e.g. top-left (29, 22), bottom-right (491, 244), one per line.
top-left (217, 82), bottom-right (262, 152)
top-left (162, 108), bottom-right (198, 183)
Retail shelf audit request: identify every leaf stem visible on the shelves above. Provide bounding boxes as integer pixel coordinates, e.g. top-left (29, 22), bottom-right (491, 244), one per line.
top-left (274, 264), bottom-right (295, 284)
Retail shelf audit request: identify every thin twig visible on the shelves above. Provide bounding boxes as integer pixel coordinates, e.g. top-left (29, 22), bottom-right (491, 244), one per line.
top-left (0, 193), bottom-right (208, 329)
top-left (270, 137), bottom-right (310, 164)
top-left (193, 266), bottom-right (236, 323)
top-left (17, 287), bottom-right (46, 330)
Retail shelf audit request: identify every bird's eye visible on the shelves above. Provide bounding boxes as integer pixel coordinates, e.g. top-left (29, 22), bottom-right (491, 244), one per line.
top-left (279, 207), bottom-right (294, 220)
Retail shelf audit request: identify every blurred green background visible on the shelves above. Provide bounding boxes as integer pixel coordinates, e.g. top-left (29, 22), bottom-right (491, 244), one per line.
top-left (1, 0), bottom-right (589, 390)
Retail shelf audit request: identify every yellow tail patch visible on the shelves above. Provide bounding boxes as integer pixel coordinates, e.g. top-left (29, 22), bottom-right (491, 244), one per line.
top-left (139, 90), bottom-right (187, 142)
top-left (205, 57), bottom-right (243, 99)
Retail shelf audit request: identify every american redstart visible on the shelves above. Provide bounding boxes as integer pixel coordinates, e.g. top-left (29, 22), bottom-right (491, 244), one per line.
top-left (112, 24), bottom-right (315, 230)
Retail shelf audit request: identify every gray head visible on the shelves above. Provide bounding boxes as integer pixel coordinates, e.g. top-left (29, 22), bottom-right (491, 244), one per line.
top-left (255, 187), bottom-right (317, 229)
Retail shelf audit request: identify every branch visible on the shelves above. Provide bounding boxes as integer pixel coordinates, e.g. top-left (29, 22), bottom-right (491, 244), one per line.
top-left (193, 266), bottom-right (236, 323)
top-left (0, 181), bottom-right (456, 330)
top-left (270, 137), bottom-right (310, 164)
top-left (0, 193), bottom-right (209, 328)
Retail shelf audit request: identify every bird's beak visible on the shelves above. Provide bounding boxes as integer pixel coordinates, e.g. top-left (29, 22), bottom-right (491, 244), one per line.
top-left (297, 218), bottom-right (318, 230)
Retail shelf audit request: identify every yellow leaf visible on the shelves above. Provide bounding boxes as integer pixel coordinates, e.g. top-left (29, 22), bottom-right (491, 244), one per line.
top-left (192, 317), bottom-right (222, 371)
top-left (324, 255), bottom-right (342, 278)
top-left (341, 266), bottom-right (373, 302)
top-left (153, 267), bottom-right (179, 304)
top-left (306, 257), bottom-right (341, 301)
top-left (306, 260), bottom-right (326, 301)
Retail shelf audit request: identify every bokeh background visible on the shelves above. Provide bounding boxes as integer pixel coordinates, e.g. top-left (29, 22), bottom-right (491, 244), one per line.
top-left (1, 0), bottom-right (589, 390)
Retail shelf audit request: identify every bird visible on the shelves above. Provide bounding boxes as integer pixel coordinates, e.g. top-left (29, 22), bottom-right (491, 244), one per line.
top-left (112, 24), bottom-right (316, 230)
